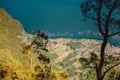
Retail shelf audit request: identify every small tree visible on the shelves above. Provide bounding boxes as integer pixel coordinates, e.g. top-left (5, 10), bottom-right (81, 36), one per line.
top-left (80, 0), bottom-right (120, 80)
top-left (32, 30), bottom-right (48, 52)
top-left (31, 30), bottom-right (50, 62)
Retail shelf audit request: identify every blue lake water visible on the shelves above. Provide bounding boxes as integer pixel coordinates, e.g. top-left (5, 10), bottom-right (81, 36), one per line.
top-left (0, 0), bottom-right (120, 46)
top-left (0, 0), bottom-right (96, 32)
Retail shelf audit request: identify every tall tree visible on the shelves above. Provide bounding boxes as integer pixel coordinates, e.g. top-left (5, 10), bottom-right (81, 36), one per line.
top-left (80, 0), bottom-right (120, 80)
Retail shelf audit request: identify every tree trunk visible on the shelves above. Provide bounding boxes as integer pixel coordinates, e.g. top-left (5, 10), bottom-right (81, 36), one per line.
top-left (96, 37), bottom-right (108, 80)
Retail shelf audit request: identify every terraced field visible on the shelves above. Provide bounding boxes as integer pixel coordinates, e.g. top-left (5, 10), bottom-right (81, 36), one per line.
top-left (48, 38), bottom-right (120, 80)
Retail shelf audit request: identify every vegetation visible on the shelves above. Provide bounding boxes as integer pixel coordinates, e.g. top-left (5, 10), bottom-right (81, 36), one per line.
top-left (79, 51), bottom-right (120, 80)
top-left (21, 30), bottom-right (68, 80)
top-left (66, 41), bottom-right (81, 50)
top-left (67, 67), bottom-right (78, 77)
top-left (56, 51), bottom-right (78, 78)
top-left (32, 30), bottom-right (48, 51)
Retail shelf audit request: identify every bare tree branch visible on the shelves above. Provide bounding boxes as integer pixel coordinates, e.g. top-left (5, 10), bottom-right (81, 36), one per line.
top-left (105, 0), bottom-right (118, 35)
top-left (97, 0), bottom-right (105, 36)
top-left (108, 31), bottom-right (120, 37)
top-left (102, 62), bottom-right (120, 79)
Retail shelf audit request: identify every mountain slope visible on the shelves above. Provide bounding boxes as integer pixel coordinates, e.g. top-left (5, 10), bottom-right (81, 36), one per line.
top-left (0, 7), bottom-right (25, 64)
top-left (0, 8), bottom-right (69, 80)
top-left (0, 8), bottom-right (24, 59)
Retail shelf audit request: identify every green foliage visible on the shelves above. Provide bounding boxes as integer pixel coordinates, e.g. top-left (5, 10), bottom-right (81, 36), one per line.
top-left (103, 68), bottom-right (120, 80)
top-left (31, 30), bottom-right (51, 63)
top-left (11, 72), bottom-right (19, 80)
top-left (67, 51), bottom-right (78, 59)
top-left (79, 57), bottom-right (91, 67)
top-left (0, 63), bottom-right (19, 80)
top-left (67, 67), bottom-right (78, 77)
top-left (79, 51), bottom-right (120, 80)
top-left (22, 44), bottom-right (31, 54)
top-left (57, 52), bottom-right (77, 69)
top-left (79, 69), bottom-right (96, 80)
top-left (0, 70), bottom-right (6, 79)
top-left (0, 64), bottom-right (7, 79)
top-left (59, 72), bottom-right (68, 78)
top-left (63, 59), bottom-right (76, 69)
top-left (32, 30), bottom-right (48, 52)
top-left (46, 53), bottom-right (58, 61)
top-left (79, 52), bottom-right (98, 80)
top-left (38, 50), bottom-right (58, 61)
top-left (38, 54), bottom-right (50, 63)
top-left (66, 41), bottom-right (81, 50)
top-left (56, 52), bottom-right (78, 77)
top-left (33, 65), bottom-right (52, 80)
top-left (34, 65), bottom-right (41, 72)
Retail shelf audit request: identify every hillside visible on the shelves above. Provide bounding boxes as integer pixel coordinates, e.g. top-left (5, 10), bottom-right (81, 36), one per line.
top-left (0, 8), bottom-right (23, 57)
top-left (0, 8), bottom-right (68, 80)
top-left (0, 8), bottom-right (25, 67)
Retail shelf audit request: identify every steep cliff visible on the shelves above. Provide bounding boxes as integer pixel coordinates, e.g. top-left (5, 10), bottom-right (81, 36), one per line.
top-left (0, 8), bottom-right (24, 60)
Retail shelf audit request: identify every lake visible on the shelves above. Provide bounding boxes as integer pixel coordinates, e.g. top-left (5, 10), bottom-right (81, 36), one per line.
top-left (0, 0), bottom-right (120, 46)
